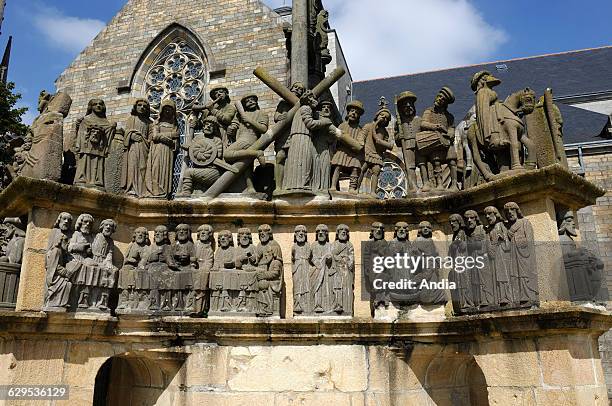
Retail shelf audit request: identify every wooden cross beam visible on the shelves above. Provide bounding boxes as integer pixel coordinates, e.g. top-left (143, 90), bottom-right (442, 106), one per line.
top-left (201, 66), bottom-right (345, 199)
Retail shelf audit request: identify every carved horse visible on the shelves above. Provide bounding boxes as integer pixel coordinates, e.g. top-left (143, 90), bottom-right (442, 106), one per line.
top-left (467, 88), bottom-right (536, 182)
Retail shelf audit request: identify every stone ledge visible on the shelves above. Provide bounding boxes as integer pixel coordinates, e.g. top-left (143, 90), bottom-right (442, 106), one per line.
top-left (0, 307), bottom-right (609, 345)
top-left (0, 165), bottom-right (604, 222)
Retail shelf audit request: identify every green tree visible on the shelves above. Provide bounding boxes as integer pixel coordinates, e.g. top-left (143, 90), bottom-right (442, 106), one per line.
top-left (0, 81), bottom-right (28, 138)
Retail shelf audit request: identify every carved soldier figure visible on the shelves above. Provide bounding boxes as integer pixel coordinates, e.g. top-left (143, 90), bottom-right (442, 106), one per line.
top-left (90, 219), bottom-right (118, 311)
top-left (191, 86), bottom-right (237, 148)
top-left (0, 218), bottom-right (25, 265)
top-left (471, 70), bottom-right (503, 148)
top-left (171, 224), bottom-right (197, 311)
top-left (193, 224), bottom-right (215, 314)
top-left (292, 225), bottom-right (312, 314)
top-left (331, 100), bottom-right (365, 193)
top-left (448, 213), bottom-right (472, 312)
top-left (359, 108), bottom-right (394, 195)
top-left (67, 214), bottom-right (96, 309)
top-left (122, 99), bottom-right (152, 197)
top-left (411, 221), bottom-right (446, 305)
top-left (223, 94), bottom-right (268, 193)
top-left (275, 82), bottom-right (306, 190)
top-left (139, 225), bottom-right (176, 311)
top-left (255, 224), bottom-right (283, 263)
top-left (394, 91), bottom-right (419, 191)
top-left (415, 87), bottom-right (457, 191)
top-left (330, 224), bottom-right (354, 314)
top-left (504, 202), bottom-right (538, 306)
top-left (310, 224), bottom-right (332, 313)
top-left (117, 227), bottom-right (150, 310)
top-left (484, 206), bottom-right (512, 307)
top-left (252, 246), bottom-right (283, 316)
top-left (464, 210), bottom-right (491, 308)
top-left (73, 99), bottom-right (116, 190)
top-left (21, 91), bottom-right (72, 182)
top-left (179, 116), bottom-right (234, 196)
top-left (145, 100), bottom-right (179, 199)
top-left (283, 91), bottom-right (337, 192)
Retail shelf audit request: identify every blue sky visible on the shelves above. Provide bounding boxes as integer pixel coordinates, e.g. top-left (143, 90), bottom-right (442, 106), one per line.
top-left (3, 0), bottom-right (612, 124)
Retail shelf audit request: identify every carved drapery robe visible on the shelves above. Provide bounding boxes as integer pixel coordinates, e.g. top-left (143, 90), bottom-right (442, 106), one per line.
top-left (122, 115), bottom-right (151, 196)
top-left (74, 114), bottom-right (116, 188)
top-left (44, 245), bottom-right (73, 309)
top-left (145, 121), bottom-right (178, 198)
top-left (475, 86), bottom-right (502, 145)
top-left (466, 225), bottom-right (493, 307)
top-left (507, 218), bottom-right (538, 304)
top-left (486, 221), bottom-right (513, 306)
top-left (330, 240), bottom-right (355, 314)
top-left (412, 237), bottom-right (447, 305)
top-left (448, 230), bottom-right (473, 311)
top-left (118, 242), bottom-right (147, 290)
top-left (331, 121), bottom-right (364, 169)
top-left (363, 122), bottom-right (390, 166)
top-left (310, 241), bottom-right (332, 312)
top-left (312, 124), bottom-right (336, 191)
top-left (292, 242), bottom-right (312, 313)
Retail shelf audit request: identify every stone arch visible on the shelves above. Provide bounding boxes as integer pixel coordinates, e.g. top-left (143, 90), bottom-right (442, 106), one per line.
top-left (92, 352), bottom-right (185, 406)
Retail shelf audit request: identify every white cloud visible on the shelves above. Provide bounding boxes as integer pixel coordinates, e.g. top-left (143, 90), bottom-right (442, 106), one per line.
top-left (264, 0), bottom-right (507, 80)
top-left (32, 6), bottom-right (105, 54)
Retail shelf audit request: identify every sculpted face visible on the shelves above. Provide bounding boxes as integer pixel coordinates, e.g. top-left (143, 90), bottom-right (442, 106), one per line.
top-left (562, 215), bottom-right (576, 233)
top-left (243, 96), bottom-right (258, 111)
top-left (136, 100), bottom-right (148, 115)
top-left (485, 210), bottom-right (497, 226)
top-left (336, 227), bottom-right (349, 242)
top-left (59, 214), bottom-right (72, 232)
top-left (505, 208), bottom-right (518, 222)
top-left (371, 223), bottom-right (384, 240)
top-left (320, 103), bottom-right (332, 118)
top-left (294, 228), bottom-right (307, 243)
top-left (219, 234), bottom-right (231, 248)
top-left (290, 83), bottom-right (306, 98)
top-left (161, 105), bottom-right (175, 119)
top-left (134, 229), bottom-right (147, 244)
top-left (401, 102), bottom-right (415, 117)
top-left (214, 89), bottom-right (228, 101)
top-left (419, 222), bottom-right (432, 239)
top-left (450, 218), bottom-right (460, 233)
top-left (101, 222), bottom-right (114, 237)
top-left (377, 111), bottom-right (391, 127)
top-left (346, 107), bottom-right (360, 123)
top-left (258, 228), bottom-right (271, 244)
top-left (91, 99), bottom-right (105, 116)
top-left (316, 228), bottom-right (328, 243)
top-left (395, 223), bottom-right (408, 241)
top-left (176, 226), bottom-right (190, 242)
top-left (465, 213), bottom-right (478, 230)
top-left (238, 231), bottom-right (251, 247)
top-left (434, 93), bottom-right (447, 108)
top-left (154, 227), bottom-right (168, 244)
top-left (198, 228), bottom-right (211, 242)
top-left (202, 120), bottom-right (215, 136)
top-left (80, 218), bottom-right (92, 234)
top-left (308, 94), bottom-right (319, 110)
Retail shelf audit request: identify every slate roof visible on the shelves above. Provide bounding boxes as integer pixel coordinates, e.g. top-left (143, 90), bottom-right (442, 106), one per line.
top-left (353, 46), bottom-right (612, 145)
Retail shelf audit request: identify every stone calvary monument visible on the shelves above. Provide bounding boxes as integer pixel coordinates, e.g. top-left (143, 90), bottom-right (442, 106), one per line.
top-left (0, 0), bottom-right (609, 405)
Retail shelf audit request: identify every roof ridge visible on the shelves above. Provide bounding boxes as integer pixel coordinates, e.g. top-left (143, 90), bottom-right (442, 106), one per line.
top-left (354, 45), bottom-right (612, 83)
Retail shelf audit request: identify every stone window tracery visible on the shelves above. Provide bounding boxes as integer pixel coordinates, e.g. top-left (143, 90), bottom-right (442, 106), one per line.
top-left (377, 161), bottom-right (407, 199)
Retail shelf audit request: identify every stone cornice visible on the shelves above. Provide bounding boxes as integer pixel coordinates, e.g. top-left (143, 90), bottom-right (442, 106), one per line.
top-left (0, 307), bottom-right (609, 345)
top-left (0, 165), bottom-right (604, 224)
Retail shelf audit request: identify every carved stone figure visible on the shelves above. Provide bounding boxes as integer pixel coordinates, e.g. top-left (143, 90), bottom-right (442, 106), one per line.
top-left (89, 219), bottom-right (118, 311)
top-left (193, 224), bottom-right (215, 314)
top-left (275, 82), bottom-right (306, 190)
top-left (145, 99), bottom-right (179, 199)
top-left (503, 202), bottom-right (538, 307)
top-left (191, 86), bottom-right (237, 148)
top-left (469, 71), bottom-right (537, 181)
top-left (312, 100), bottom-right (337, 192)
top-left (282, 91), bottom-right (335, 192)
top-left (455, 107), bottom-right (475, 188)
top-left (67, 214), bottom-right (95, 309)
top-left (139, 225), bottom-right (176, 311)
top-left (122, 99), bottom-right (152, 197)
top-left (464, 210), bottom-right (491, 308)
top-left (104, 128), bottom-right (126, 195)
top-left (0, 218), bottom-right (25, 264)
top-left (331, 100), bottom-right (365, 193)
top-left (235, 227), bottom-right (257, 272)
top-left (117, 227), bottom-right (150, 311)
top-left (330, 224), bottom-right (354, 315)
top-left (10, 137), bottom-right (30, 177)
top-left (310, 224), bottom-right (332, 313)
top-left (73, 99), bottom-right (117, 190)
top-left (394, 91), bottom-right (419, 191)
top-left (359, 108), bottom-right (393, 195)
top-left (223, 94), bottom-right (268, 193)
top-left (368, 222), bottom-right (389, 309)
top-left (484, 206), bottom-right (513, 307)
top-left (252, 245), bottom-right (283, 316)
top-left (411, 221), bottom-right (446, 305)
top-left (171, 224), bottom-right (197, 311)
top-left (44, 233), bottom-right (73, 311)
top-left (415, 87), bottom-right (458, 191)
top-left (47, 212), bottom-right (74, 251)
top-left (448, 214), bottom-right (472, 312)
top-left (558, 211), bottom-right (607, 303)
top-left (179, 116), bottom-right (234, 196)
top-left (255, 224), bottom-right (283, 262)
top-left (315, 9), bottom-right (331, 64)
top-left (21, 92), bottom-right (72, 182)
top-left (211, 230), bottom-right (235, 312)
top-left (292, 225), bottom-right (312, 314)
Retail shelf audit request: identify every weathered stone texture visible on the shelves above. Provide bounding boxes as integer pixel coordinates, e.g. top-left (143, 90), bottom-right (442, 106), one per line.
top-left (55, 0), bottom-right (289, 147)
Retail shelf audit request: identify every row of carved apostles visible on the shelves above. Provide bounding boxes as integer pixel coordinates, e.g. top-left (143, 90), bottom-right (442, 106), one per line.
top-left (10, 69), bottom-right (568, 199)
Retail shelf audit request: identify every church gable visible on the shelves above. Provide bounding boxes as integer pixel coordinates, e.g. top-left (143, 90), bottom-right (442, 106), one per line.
top-left (56, 0), bottom-right (288, 140)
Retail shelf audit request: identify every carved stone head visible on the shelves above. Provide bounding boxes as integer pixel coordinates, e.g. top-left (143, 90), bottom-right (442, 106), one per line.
top-left (154, 225), bottom-right (170, 245)
top-left (201, 116), bottom-right (219, 138)
top-left (464, 210), bottom-right (481, 230)
top-left (241, 94), bottom-right (259, 112)
top-left (503, 202), bottom-right (523, 223)
top-left (558, 211), bottom-right (577, 238)
top-left (54, 212), bottom-right (73, 232)
top-left (209, 86), bottom-right (229, 104)
top-left (217, 230), bottom-right (233, 248)
top-left (319, 101), bottom-right (333, 119)
top-left (370, 222), bottom-right (385, 241)
top-left (197, 224), bottom-right (214, 243)
top-left (315, 224), bottom-right (329, 243)
top-left (175, 224), bottom-right (192, 243)
top-left (258, 224), bottom-right (273, 244)
top-left (237, 228), bottom-right (252, 247)
top-left (434, 87), bottom-right (455, 109)
top-left (484, 206), bottom-right (503, 226)
top-left (75, 214), bottom-right (94, 235)
top-left (394, 222), bottom-right (409, 241)
top-left (290, 82), bottom-right (306, 98)
top-left (448, 214), bottom-right (465, 233)
top-left (133, 227), bottom-right (150, 246)
top-left (374, 109), bottom-right (391, 127)
top-left (418, 221), bottom-right (433, 239)
top-left (294, 225), bottom-right (307, 244)
top-left (335, 224), bottom-right (350, 242)
top-left (131, 99), bottom-right (151, 119)
top-left (300, 90), bottom-right (318, 110)
top-left (88, 99), bottom-right (107, 118)
top-left (99, 219), bottom-right (117, 237)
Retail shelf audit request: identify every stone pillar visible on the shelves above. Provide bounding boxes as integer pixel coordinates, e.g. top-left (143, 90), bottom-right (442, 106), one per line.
top-left (290, 0), bottom-right (308, 86)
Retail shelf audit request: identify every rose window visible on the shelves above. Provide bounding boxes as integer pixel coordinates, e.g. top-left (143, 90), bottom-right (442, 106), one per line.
top-left (377, 161), bottom-right (408, 199)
